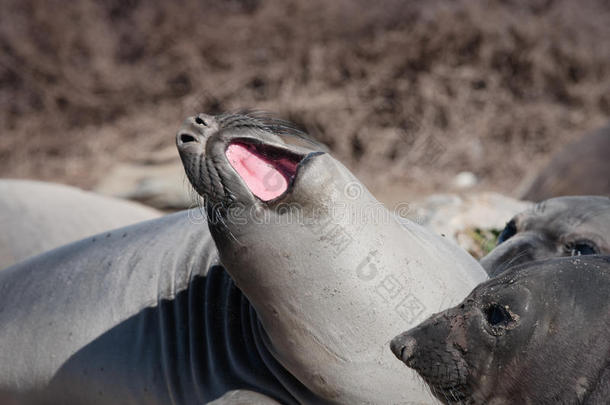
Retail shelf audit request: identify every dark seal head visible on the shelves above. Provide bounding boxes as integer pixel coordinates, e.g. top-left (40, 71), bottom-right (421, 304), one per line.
top-left (391, 255), bottom-right (610, 405)
top-left (481, 196), bottom-right (610, 276)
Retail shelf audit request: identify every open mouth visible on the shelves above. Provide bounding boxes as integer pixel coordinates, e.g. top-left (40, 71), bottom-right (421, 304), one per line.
top-left (225, 140), bottom-right (305, 201)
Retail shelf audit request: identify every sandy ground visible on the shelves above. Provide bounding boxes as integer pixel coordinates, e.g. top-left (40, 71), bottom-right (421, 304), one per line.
top-left (1, 0), bottom-right (609, 203)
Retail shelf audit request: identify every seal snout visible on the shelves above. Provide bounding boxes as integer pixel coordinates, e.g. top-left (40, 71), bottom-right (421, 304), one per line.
top-left (176, 113), bottom-right (218, 151)
top-left (177, 132), bottom-right (200, 145)
top-left (390, 332), bottom-right (417, 366)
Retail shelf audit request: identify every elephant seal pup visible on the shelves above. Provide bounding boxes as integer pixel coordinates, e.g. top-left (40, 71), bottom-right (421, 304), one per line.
top-left (480, 195), bottom-right (610, 276)
top-left (177, 112), bottom-right (487, 404)
top-left (0, 179), bottom-right (160, 269)
top-left (391, 255), bottom-right (610, 405)
top-left (0, 210), bottom-right (321, 405)
top-left (520, 124), bottom-right (610, 201)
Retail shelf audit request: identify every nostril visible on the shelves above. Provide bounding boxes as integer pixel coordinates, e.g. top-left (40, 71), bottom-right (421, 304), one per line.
top-left (400, 346), bottom-right (415, 365)
top-left (391, 335), bottom-right (417, 365)
top-left (195, 116), bottom-right (207, 126)
top-left (180, 133), bottom-right (197, 144)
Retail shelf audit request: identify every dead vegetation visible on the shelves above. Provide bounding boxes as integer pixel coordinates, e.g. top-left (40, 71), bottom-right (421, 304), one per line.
top-left (1, 0), bottom-right (608, 200)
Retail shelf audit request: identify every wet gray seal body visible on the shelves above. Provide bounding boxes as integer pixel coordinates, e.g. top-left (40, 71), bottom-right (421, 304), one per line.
top-left (176, 112), bottom-right (487, 404)
top-left (481, 196), bottom-right (610, 276)
top-left (520, 124), bottom-right (610, 201)
top-left (0, 210), bottom-right (320, 405)
top-left (391, 255), bottom-right (610, 405)
top-left (0, 179), bottom-right (160, 270)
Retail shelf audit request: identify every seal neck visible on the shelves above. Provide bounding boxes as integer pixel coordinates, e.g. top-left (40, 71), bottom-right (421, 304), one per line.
top-left (187, 265), bottom-right (327, 404)
top-left (249, 305), bottom-right (332, 405)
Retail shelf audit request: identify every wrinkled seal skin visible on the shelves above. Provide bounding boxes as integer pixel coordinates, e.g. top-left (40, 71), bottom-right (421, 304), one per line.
top-left (0, 211), bottom-right (319, 405)
top-left (391, 255), bottom-right (610, 405)
top-left (177, 112), bottom-right (487, 404)
top-left (480, 196), bottom-right (610, 276)
top-left (0, 179), bottom-right (160, 270)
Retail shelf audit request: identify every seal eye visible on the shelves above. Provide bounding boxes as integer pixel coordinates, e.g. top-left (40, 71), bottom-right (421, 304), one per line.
top-left (485, 304), bottom-right (512, 326)
top-left (565, 240), bottom-right (598, 256)
top-left (497, 220), bottom-right (517, 245)
top-left (195, 116), bottom-right (207, 126)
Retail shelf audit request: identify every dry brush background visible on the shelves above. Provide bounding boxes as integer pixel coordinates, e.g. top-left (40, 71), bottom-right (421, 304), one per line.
top-left (1, 0), bottom-right (609, 202)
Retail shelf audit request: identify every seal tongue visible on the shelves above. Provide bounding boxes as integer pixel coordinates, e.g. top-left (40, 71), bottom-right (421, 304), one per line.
top-left (226, 143), bottom-right (295, 201)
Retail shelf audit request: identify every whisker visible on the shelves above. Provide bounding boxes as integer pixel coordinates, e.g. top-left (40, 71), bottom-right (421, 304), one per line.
top-left (495, 248), bottom-right (531, 275)
top-left (214, 205), bottom-right (244, 247)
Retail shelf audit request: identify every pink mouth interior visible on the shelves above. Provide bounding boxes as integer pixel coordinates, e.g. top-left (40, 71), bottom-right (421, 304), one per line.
top-left (226, 142), bottom-right (302, 201)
